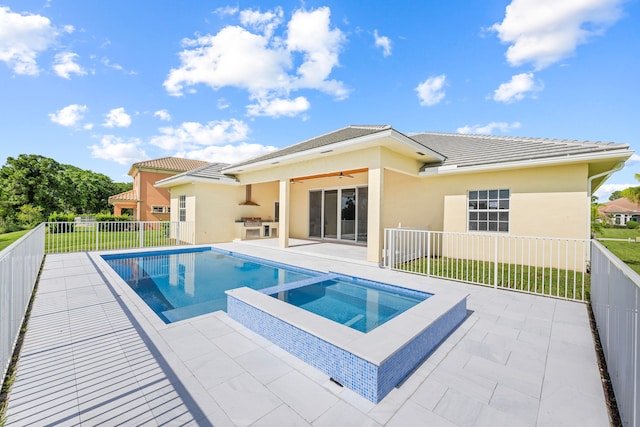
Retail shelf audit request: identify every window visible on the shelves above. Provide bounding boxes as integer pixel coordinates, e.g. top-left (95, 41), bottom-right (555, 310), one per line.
top-left (151, 206), bottom-right (165, 214)
top-left (179, 195), bottom-right (186, 222)
top-left (166, 206), bottom-right (171, 213)
top-left (468, 189), bottom-right (509, 232)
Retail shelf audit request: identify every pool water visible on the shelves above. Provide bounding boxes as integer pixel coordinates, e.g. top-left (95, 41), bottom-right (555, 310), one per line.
top-left (270, 278), bottom-right (430, 333)
top-left (102, 248), bottom-right (315, 323)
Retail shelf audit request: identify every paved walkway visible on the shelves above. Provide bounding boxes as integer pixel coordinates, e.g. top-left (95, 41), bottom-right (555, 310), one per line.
top-left (5, 242), bottom-right (609, 426)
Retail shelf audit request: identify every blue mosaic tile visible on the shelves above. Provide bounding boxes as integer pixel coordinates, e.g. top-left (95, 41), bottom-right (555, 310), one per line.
top-left (228, 291), bottom-right (467, 403)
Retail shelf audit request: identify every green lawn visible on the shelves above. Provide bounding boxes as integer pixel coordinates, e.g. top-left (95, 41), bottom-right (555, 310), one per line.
top-left (598, 240), bottom-right (640, 275)
top-left (398, 257), bottom-right (589, 300)
top-left (596, 227), bottom-right (640, 239)
top-left (0, 230), bottom-right (29, 251)
top-left (45, 225), bottom-right (177, 253)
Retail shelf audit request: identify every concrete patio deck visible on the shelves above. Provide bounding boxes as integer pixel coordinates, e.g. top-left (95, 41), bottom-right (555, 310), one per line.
top-left (4, 241), bottom-right (609, 426)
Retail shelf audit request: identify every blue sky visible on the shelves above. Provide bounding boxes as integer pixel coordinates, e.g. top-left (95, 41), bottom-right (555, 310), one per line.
top-left (0, 0), bottom-right (638, 200)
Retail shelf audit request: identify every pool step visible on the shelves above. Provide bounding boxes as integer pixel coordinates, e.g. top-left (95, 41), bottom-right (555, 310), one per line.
top-left (259, 273), bottom-right (340, 296)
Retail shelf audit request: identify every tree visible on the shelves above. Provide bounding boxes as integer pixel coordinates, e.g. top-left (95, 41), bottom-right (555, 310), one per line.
top-left (0, 154), bottom-right (134, 230)
top-left (0, 154), bottom-right (64, 220)
top-left (609, 190), bottom-right (623, 201)
top-left (619, 174), bottom-right (640, 204)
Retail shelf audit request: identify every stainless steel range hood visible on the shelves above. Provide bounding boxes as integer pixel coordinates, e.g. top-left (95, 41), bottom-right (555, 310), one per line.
top-left (239, 184), bottom-right (259, 206)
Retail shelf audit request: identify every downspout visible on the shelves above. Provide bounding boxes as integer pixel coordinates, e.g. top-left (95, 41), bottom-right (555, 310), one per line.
top-left (586, 162), bottom-right (625, 263)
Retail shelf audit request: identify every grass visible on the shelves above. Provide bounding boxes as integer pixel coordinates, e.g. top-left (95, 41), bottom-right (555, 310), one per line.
top-left (398, 257), bottom-right (590, 300)
top-left (0, 230), bottom-right (29, 252)
top-left (45, 225), bottom-right (177, 253)
top-left (598, 240), bottom-right (640, 275)
top-left (596, 227), bottom-right (640, 239)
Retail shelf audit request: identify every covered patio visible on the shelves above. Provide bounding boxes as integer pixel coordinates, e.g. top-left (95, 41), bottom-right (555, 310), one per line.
top-left (4, 240), bottom-right (609, 426)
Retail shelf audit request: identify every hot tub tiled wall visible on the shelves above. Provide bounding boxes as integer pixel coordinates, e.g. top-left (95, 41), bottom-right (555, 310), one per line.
top-left (227, 290), bottom-right (467, 403)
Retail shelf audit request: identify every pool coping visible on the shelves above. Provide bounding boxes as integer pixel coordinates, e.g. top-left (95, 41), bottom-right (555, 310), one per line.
top-left (226, 285), bottom-right (467, 366)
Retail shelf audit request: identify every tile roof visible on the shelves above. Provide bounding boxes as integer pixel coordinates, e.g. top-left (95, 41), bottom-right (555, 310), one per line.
top-left (412, 132), bottom-right (630, 170)
top-left (132, 157), bottom-right (210, 172)
top-left (108, 189), bottom-right (138, 202)
top-left (175, 162), bottom-right (234, 180)
top-left (226, 125), bottom-right (393, 169)
top-left (154, 162), bottom-right (237, 186)
top-left (598, 197), bottom-right (640, 214)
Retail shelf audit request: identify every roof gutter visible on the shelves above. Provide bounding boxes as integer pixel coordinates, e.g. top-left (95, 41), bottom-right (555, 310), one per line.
top-left (420, 149), bottom-right (633, 176)
top-left (586, 161), bottom-right (626, 262)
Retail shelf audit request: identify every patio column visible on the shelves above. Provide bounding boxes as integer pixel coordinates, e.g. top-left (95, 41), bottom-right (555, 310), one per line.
top-left (279, 179), bottom-right (290, 248)
top-left (367, 167), bottom-right (384, 263)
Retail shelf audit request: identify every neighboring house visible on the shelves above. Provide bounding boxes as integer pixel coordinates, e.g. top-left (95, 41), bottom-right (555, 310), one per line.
top-left (154, 125), bottom-right (633, 263)
top-left (109, 157), bottom-right (209, 221)
top-left (598, 197), bottom-right (640, 225)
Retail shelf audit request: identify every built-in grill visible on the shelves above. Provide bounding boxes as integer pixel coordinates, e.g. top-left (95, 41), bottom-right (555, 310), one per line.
top-left (243, 217), bottom-right (262, 227)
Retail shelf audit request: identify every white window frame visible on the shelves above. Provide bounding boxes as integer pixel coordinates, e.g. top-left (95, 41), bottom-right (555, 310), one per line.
top-left (178, 195), bottom-right (186, 222)
top-left (468, 189), bottom-right (510, 232)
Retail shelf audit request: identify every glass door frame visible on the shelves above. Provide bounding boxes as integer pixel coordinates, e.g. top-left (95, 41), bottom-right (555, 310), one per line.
top-left (308, 185), bottom-right (368, 244)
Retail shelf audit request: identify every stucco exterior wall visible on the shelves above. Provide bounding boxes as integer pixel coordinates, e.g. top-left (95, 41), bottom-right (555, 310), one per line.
top-left (137, 170), bottom-right (174, 221)
top-left (383, 163), bottom-right (589, 239)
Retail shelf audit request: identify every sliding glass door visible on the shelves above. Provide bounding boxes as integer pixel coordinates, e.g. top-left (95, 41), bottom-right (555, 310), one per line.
top-left (308, 187), bottom-right (367, 243)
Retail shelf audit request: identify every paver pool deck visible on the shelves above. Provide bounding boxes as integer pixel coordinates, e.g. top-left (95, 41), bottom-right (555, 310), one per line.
top-left (4, 240), bottom-right (609, 426)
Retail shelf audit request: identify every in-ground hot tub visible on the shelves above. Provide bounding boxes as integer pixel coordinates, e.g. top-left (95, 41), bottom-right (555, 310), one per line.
top-left (226, 273), bottom-right (467, 403)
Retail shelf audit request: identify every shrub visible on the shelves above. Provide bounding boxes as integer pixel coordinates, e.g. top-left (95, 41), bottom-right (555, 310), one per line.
top-left (95, 213), bottom-right (135, 231)
top-left (627, 220), bottom-right (639, 229)
top-left (48, 212), bottom-right (75, 233)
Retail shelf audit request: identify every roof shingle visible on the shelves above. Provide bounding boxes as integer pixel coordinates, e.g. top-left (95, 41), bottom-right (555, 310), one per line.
top-left (132, 157), bottom-right (210, 173)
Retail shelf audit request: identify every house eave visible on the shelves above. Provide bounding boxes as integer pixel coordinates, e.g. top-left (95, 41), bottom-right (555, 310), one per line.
top-left (222, 128), bottom-right (445, 174)
top-left (419, 149), bottom-right (634, 177)
top-left (154, 175), bottom-right (239, 188)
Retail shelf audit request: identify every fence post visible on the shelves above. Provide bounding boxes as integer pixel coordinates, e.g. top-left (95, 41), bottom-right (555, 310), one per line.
top-left (493, 235), bottom-right (499, 289)
top-left (139, 222), bottom-right (144, 248)
top-left (426, 231), bottom-right (431, 277)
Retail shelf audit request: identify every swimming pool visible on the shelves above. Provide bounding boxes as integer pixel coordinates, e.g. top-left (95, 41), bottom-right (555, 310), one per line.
top-left (102, 247), bottom-right (317, 323)
top-left (268, 277), bottom-right (431, 333)
top-left (100, 245), bottom-right (468, 402)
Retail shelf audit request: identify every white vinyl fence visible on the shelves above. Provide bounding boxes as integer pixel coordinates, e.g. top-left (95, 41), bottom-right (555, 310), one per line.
top-left (0, 224), bottom-right (45, 381)
top-left (383, 228), bottom-right (589, 301)
top-left (45, 221), bottom-right (195, 253)
top-left (591, 241), bottom-right (639, 427)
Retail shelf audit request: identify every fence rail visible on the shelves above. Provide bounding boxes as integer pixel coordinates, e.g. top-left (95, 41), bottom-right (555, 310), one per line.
top-left (383, 228), bottom-right (589, 301)
top-left (591, 241), bottom-right (639, 427)
top-left (45, 221), bottom-right (195, 253)
top-left (0, 223), bottom-right (45, 381)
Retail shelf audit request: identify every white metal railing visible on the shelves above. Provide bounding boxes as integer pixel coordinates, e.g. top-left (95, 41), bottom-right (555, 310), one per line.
top-left (591, 241), bottom-right (639, 427)
top-left (1, 224), bottom-right (45, 381)
top-left (383, 228), bottom-right (589, 301)
top-left (45, 221), bottom-right (195, 253)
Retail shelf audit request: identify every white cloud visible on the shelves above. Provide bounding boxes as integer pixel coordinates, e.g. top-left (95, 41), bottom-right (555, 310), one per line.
top-left (246, 96), bottom-right (310, 117)
top-left (373, 30), bottom-right (392, 57)
top-left (287, 7), bottom-right (347, 98)
top-left (90, 135), bottom-right (148, 165)
top-left (62, 24), bottom-right (74, 34)
top-left (101, 58), bottom-right (136, 75)
top-left (163, 6), bottom-right (347, 117)
top-left (217, 98), bottom-right (230, 109)
top-left (149, 119), bottom-right (250, 151)
top-left (49, 104), bottom-right (88, 127)
top-left (239, 7), bottom-right (283, 38)
top-left (416, 74), bottom-right (446, 106)
top-left (491, 0), bottom-right (625, 69)
top-left (493, 72), bottom-right (543, 103)
top-left (53, 52), bottom-right (86, 79)
top-left (0, 6), bottom-right (57, 75)
top-left (177, 142), bottom-right (278, 164)
top-left (594, 182), bottom-right (637, 201)
top-left (103, 107), bottom-right (132, 128)
top-left (457, 121), bottom-right (522, 135)
top-left (153, 109), bottom-right (171, 121)
top-left (214, 5), bottom-right (239, 17)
